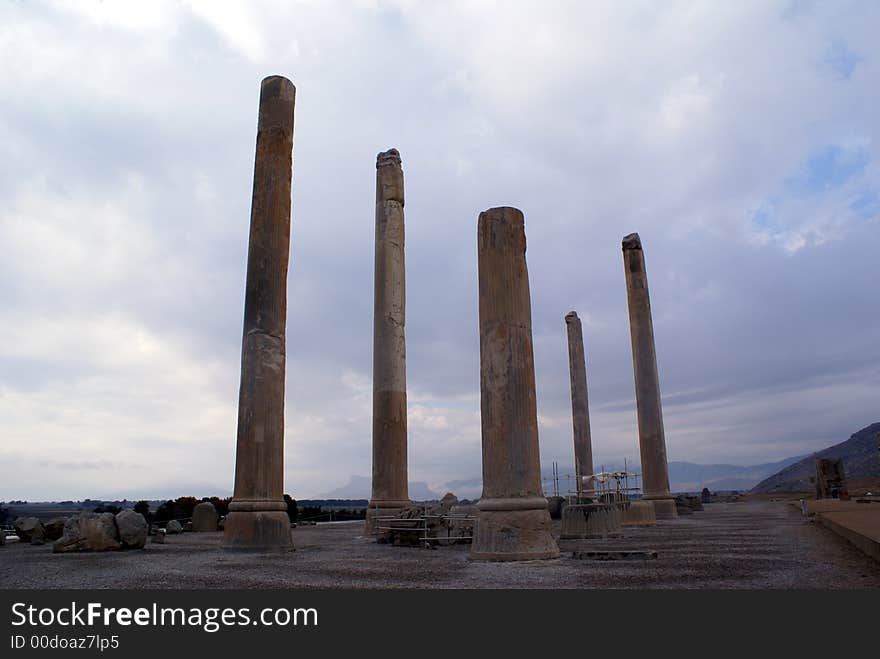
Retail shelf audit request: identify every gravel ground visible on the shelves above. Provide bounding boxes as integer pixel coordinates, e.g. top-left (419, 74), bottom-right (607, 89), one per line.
top-left (2, 501), bottom-right (879, 589)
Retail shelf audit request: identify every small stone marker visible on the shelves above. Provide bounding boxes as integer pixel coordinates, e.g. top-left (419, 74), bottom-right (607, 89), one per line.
top-left (192, 502), bottom-right (219, 532)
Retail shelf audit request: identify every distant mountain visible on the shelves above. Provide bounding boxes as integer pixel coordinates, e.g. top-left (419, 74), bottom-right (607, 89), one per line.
top-left (751, 422), bottom-right (880, 493)
top-left (667, 456), bottom-right (806, 493)
top-left (320, 475), bottom-right (439, 501)
top-left (440, 456), bottom-right (807, 499)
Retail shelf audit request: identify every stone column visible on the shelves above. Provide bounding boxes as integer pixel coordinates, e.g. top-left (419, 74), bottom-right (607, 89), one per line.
top-left (471, 207), bottom-right (560, 561)
top-left (565, 311), bottom-right (594, 499)
top-left (365, 148), bottom-right (410, 535)
top-left (622, 233), bottom-right (677, 519)
top-left (224, 76), bottom-right (296, 549)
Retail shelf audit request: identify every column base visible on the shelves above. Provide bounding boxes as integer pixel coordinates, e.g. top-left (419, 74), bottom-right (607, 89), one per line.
top-left (560, 503), bottom-right (623, 539)
top-left (470, 500), bottom-right (560, 561)
top-left (223, 510), bottom-right (294, 551)
top-left (645, 497), bottom-right (678, 520)
top-left (618, 500), bottom-right (656, 527)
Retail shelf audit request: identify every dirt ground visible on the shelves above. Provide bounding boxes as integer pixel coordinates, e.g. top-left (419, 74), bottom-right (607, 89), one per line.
top-left (2, 501), bottom-right (879, 589)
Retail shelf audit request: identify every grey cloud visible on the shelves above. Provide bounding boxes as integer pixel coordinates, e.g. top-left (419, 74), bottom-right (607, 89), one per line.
top-left (0, 2), bottom-right (878, 500)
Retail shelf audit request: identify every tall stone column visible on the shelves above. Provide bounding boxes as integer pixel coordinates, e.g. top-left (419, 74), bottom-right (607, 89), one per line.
top-left (365, 148), bottom-right (410, 535)
top-left (622, 233), bottom-right (677, 519)
top-left (224, 76), bottom-right (296, 550)
top-left (471, 207), bottom-right (560, 561)
top-left (565, 311), bottom-right (594, 499)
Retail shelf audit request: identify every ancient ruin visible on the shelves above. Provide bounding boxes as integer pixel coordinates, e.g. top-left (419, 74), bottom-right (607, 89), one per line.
top-left (619, 500), bottom-right (657, 527)
top-left (470, 207), bottom-right (560, 561)
top-left (192, 502), bottom-right (219, 532)
top-left (565, 311), bottom-right (595, 499)
top-left (622, 233), bottom-right (677, 519)
top-left (560, 502), bottom-right (623, 539)
top-left (365, 148), bottom-right (411, 535)
top-left (224, 75), bottom-right (297, 550)
top-left (52, 511), bottom-right (147, 553)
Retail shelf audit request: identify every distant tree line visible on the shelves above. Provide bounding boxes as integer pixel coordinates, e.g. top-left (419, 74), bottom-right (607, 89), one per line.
top-left (3, 494), bottom-right (366, 526)
top-left (93, 504), bottom-right (122, 515)
top-left (130, 496), bottom-right (233, 523)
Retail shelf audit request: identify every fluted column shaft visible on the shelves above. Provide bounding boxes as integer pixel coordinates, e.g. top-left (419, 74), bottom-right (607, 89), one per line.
top-left (471, 207), bottom-right (559, 561)
top-left (366, 148), bottom-right (410, 534)
top-left (565, 311), bottom-right (594, 498)
top-left (622, 233), bottom-right (676, 519)
top-left (225, 76), bottom-right (297, 549)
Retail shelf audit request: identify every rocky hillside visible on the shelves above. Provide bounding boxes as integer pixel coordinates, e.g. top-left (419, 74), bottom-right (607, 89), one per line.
top-left (751, 422), bottom-right (880, 493)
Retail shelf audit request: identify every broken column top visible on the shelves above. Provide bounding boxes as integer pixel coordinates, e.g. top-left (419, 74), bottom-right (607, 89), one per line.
top-left (565, 311), bottom-right (579, 323)
top-left (622, 232), bottom-right (642, 250)
top-left (481, 205), bottom-right (523, 220)
top-left (258, 75), bottom-right (295, 136)
top-left (376, 148), bottom-right (401, 167)
top-left (376, 148), bottom-right (404, 205)
top-left (478, 207), bottom-right (526, 252)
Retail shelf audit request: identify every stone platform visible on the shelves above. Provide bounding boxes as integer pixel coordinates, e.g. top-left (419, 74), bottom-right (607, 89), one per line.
top-left (815, 507), bottom-right (880, 563)
top-left (792, 498), bottom-right (880, 563)
top-left (3, 502), bottom-right (880, 589)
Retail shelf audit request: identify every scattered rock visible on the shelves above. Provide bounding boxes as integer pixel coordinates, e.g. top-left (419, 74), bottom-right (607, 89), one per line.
top-left (378, 501), bottom-right (476, 546)
top-left (115, 510), bottom-right (148, 549)
top-left (546, 496), bottom-right (566, 519)
top-left (166, 519), bottom-right (182, 534)
top-left (192, 502), bottom-right (219, 532)
top-left (675, 495), bottom-right (703, 514)
top-left (53, 513), bottom-right (121, 553)
top-left (43, 517), bottom-right (67, 541)
top-left (439, 492), bottom-right (459, 509)
top-left (13, 517), bottom-right (45, 544)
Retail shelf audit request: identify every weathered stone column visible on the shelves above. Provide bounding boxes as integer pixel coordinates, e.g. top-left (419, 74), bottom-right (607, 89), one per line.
top-left (565, 311), bottom-right (594, 499)
top-left (622, 233), bottom-right (677, 519)
top-left (224, 76), bottom-right (296, 549)
top-left (471, 207), bottom-right (560, 561)
top-left (365, 148), bottom-right (410, 535)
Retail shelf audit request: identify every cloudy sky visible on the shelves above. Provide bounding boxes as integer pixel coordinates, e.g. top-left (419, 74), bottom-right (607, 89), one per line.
top-left (1, 0), bottom-right (878, 501)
